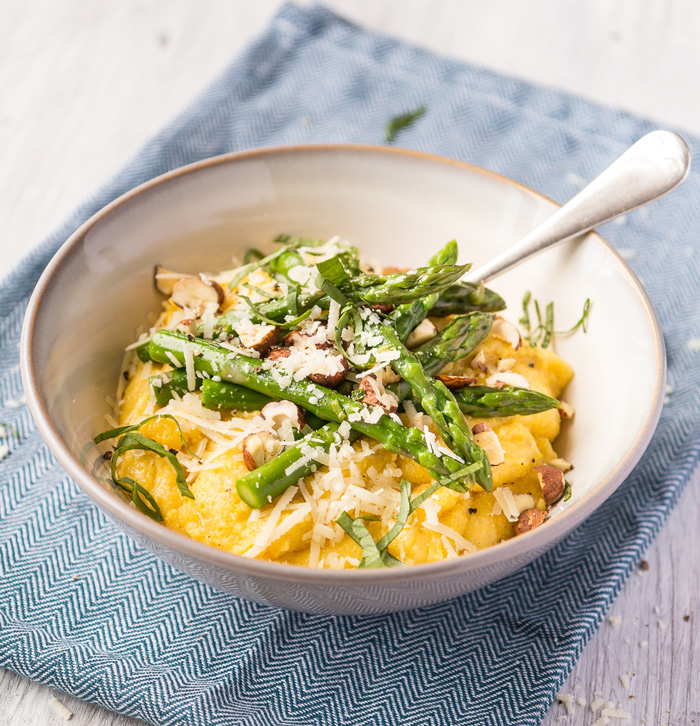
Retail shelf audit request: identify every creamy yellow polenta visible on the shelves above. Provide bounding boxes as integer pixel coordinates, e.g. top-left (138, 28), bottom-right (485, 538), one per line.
top-left (115, 319), bottom-right (573, 568)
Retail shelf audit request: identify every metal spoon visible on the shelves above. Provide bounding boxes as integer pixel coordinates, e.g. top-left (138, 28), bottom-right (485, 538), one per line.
top-left (464, 130), bottom-right (691, 284)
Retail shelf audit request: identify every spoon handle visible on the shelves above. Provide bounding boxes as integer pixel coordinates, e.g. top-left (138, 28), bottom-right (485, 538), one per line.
top-left (465, 130), bottom-right (691, 283)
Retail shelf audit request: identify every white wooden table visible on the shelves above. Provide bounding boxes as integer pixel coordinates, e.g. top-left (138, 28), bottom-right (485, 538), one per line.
top-left (1, 1), bottom-right (698, 723)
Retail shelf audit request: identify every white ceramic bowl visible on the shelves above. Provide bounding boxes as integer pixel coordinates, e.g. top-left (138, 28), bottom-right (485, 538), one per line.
top-left (20, 145), bottom-right (665, 615)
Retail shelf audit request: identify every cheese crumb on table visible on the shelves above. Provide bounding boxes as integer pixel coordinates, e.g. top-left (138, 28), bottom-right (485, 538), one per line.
top-left (48, 695), bottom-right (73, 721)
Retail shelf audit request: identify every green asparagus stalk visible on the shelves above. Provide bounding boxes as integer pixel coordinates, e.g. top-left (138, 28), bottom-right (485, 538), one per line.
top-left (390, 311), bottom-right (493, 401)
top-left (200, 379), bottom-right (326, 428)
top-left (238, 422), bottom-right (349, 507)
top-left (148, 370), bottom-right (196, 406)
top-left (135, 341), bottom-right (152, 363)
top-left (148, 331), bottom-right (471, 488)
top-left (200, 379), bottom-right (275, 412)
top-left (430, 282), bottom-right (506, 316)
top-left (233, 313), bottom-right (491, 507)
top-left (316, 255), bottom-right (470, 305)
top-left (367, 322), bottom-right (492, 491)
top-left (390, 240), bottom-right (458, 340)
top-left (452, 385), bottom-right (562, 417)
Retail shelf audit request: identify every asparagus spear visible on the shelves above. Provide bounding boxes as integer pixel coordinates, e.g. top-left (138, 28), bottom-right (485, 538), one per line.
top-left (316, 255), bottom-right (470, 305)
top-left (391, 312), bottom-right (493, 400)
top-left (430, 282), bottom-right (506, 316)
top-left (451, 385), bottom-right (561, 417)
top-left (135, 341), bottom-right (152, 363)
top-left (200, 379), bottom-right (326, 428)
top-left (230, 239), bottom-right (483, 507)
top-left (233, 313), bottom-right (491, 507)
top-left (149, 331), bottom-right (471, 480)
top-left (148, 370), bottom-right (196, 406)
top-left (390, 240), bottom-right (458, 340)
top-left (366, 321), bottom-right (492, 491)
top-left (200, 379), bottom-right (275, 412)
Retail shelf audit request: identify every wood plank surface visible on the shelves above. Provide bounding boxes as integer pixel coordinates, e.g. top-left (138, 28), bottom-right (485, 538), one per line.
top-left (0, 1), bottom-right (698, 724)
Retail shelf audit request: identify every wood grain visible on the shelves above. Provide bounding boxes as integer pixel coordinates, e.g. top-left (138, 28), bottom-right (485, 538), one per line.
top-left (0, 1), bottom-right (698, 724)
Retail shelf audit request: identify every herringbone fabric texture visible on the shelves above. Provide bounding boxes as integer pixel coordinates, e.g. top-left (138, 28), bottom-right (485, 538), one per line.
top-left (1, 4), bottom-right (699, 725)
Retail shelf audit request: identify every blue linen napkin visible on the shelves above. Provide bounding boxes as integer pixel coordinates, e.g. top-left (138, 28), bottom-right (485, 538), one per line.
top-left (2, 4), bottom-right (700, 725)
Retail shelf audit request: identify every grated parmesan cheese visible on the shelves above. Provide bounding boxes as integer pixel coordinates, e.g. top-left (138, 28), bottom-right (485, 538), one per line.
top-left (326, 299), bottom-right (341, 340)
top-left (48, 695), bottom-right (73, 721)
top-left (493, 487), bottom-right (520, 522)
top-left (182, 343), bottom-right (196, 391)
top-left (165, 351), bottom-right (182, 369)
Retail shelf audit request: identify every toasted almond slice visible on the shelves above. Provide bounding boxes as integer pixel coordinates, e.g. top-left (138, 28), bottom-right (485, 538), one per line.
top-left (436, 374), bottom-right (479, 389)
top-left (559, 400), bottom-right (575, 420)
top-left (154, 265), bottom-right (188, 295)
top-left (241, 431), bottom-right (283, 471)
top-left (172, 276), bottom-right (224, 312)
top-left (283, 329), bottom-right (330, 350)
top-left (514, 508), bottom-right (546, 535)
top-left (382, 266), bottom-right (410, 275)
top-left (486, 371), bottom-right (531, 389)
top-left (471, 423), bottom-right (505, 466)
top-left (472, 349), bottom-right (488, 374)
top-left (266, 347), bottom-right (291, 361)
top-left (406, 319), bottom-right (438, 349)
top-left (548, 457), bottom-right (573, 473)
top-left (370, 303), bottom-right (395, 314)
top-left (498, 358), bottom-right (516, 372)
top-left (172, 317), bottom-right (198, 336)
top-left (207, 278), bottom-right (225, 305)
top-left (308, 355), bottom-right (348, 388)
top-left (261, 401), bottom-right (306, 432)
top-left (534, 464), bottom-right (566, 504)
top-left (237, 325), bottom-right (279, 356)
top-left (358, 373), bottom-right (399, 413)
top-left (491, 317), bottom-right (522, 350)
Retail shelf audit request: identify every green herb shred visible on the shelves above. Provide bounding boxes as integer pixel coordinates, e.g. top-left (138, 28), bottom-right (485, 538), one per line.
top-left (385, 105), bottom-right (427, 143)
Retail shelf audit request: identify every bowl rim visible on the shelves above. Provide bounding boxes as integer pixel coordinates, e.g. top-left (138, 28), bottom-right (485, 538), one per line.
top-left (20, 143), bottom-right (666, 585)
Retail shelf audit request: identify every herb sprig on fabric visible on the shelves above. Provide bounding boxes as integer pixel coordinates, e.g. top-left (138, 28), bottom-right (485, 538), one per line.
top-left (385, 105), bottom-right (427, 143)
top-left (0, 421), bottom-right (18, 438)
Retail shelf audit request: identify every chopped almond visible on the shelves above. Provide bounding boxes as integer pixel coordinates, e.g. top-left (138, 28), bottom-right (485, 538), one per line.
top-left (241, 431), bottom-right (283, 471)
top-left (370, 304), bottom-right (395, 314)
top-left (559, 400), bottom-right (575, 420)
top-left (486, 371), bottom-right (531, 389)
top-left (261, 401), bottom-right (306, 432)
top-left (359, 374), bottom-right (399, 413)
top-left (471, 423), bottom-right (505, 466)
top-left (154, 264), bottom-right (188, 296)
top-left (308, 355), bottom-right (348, 388)
top-left (472, 349), bottom-right (488, 373)
top-left (497, 358), bottom-right (516, 372)
top-left (406, 319), bottom-right (437, 349)
top-left (491, 317), bottom-right (522, 350)
top-left (172, 276), bottom-right (224, 313)
top-left (436, 374), bottom-right (478, 390)
top-left (266, 347), bottom-right (291, 361)
top-left (534, 464), bottom-right (565, 504)
top-left (548, 457), bottom-right (573, 473)
top-left (514, 508), bottom-right (546, 535)
top-left (237, 325), bottom-right (279, 356)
